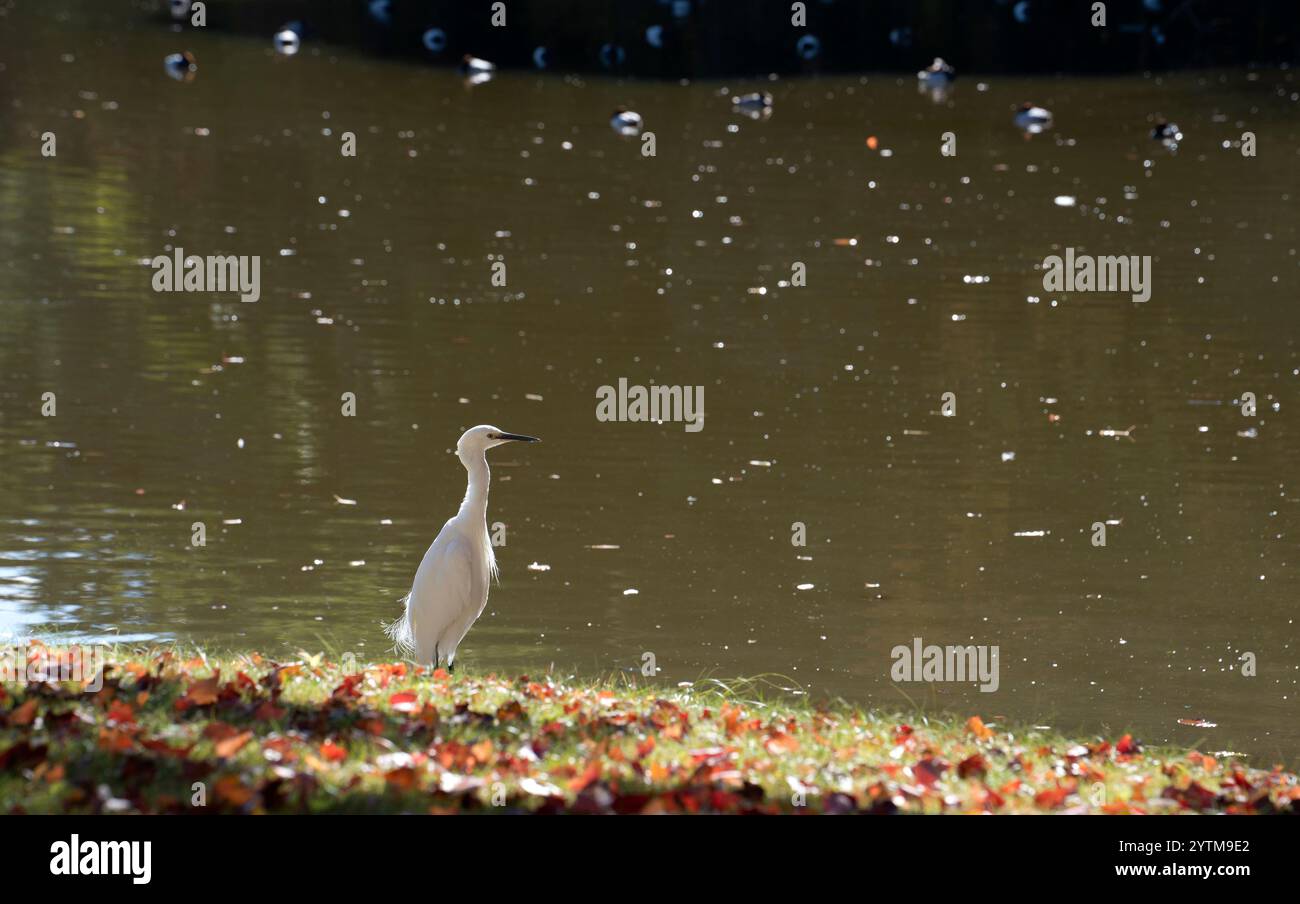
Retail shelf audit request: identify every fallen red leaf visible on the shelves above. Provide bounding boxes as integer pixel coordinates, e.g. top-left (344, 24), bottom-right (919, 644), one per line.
top-left (384, 766), bottom-right (419, 790)
top-left (957, 754), bottom-right (988, 779)
top-left (1163, 781), bottom-right (1218, 811)
top-left (213, 775), bottom-right (256, 807)
top-left (176, 676), bottom-right (220, 711)
top-left (765, 733), bottom-right (799, 755)
top-left (253, 701), bottom-right (285, 721)
top-left (914, 757), bottom-right (948, 788)
top-left (389, 692), bottom-right (419, 713)
top-left (214, 731), bottom-right (254, 758)
top-left (8, 699), bottom-right (37, 726)
top-left (1034, 785), bottom-right (1070, 808)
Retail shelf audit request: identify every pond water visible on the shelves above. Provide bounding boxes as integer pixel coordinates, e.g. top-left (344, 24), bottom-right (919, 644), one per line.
top-left (1, 2), bottom-right (1297, 762)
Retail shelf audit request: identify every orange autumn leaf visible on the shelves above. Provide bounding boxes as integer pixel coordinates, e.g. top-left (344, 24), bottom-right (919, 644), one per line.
top-left (568, 761), bottom-right (601, 791)
top-left (214, 731), bottom-right (254, 759)
top-left (966, 716), bottom-right (993, 740)
top-left (253, 701), bottom-right (285, 721)
top-left (385, 766), bottom-right (419, 790)
top-left (1034, 785), bottom-right (1070, 808)
top-left (470, 739), bottom-right (494, 763)
top-left (97, 727), bottom-right (134, 752)
top-left (107, 700), bottom-right (136, 725)
top-left (765, 733), bottom-right (799, 754)
top-left (213, 775), bottom-right (255, 807)
top-left (182, 676), bottom-right (220, 707)
top-left (9, 699), bottom-right (38, 726)
top-left (320, 740), bottom-right (347, 762)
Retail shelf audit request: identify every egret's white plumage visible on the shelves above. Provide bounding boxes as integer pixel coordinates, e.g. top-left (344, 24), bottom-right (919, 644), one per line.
top-left (386, 425), bottom-right (539, 668)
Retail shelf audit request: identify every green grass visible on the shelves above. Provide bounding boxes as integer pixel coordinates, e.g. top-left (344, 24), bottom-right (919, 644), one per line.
top-left (1, 643), bottom-right (1295, 814)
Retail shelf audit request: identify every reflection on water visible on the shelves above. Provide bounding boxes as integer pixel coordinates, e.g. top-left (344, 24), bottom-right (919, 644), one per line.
top-left (0, 2), bottom-right (1297, 761)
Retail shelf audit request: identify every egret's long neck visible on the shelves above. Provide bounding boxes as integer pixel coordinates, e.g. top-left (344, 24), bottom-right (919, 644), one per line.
top-left (455, 453), bottom-right (490, 525)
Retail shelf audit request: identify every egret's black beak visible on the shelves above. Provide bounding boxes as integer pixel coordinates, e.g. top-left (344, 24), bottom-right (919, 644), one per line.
top-left (498, 432), bottom-right (541, 443)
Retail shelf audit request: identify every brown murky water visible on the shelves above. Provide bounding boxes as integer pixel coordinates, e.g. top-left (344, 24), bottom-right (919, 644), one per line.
top-left (1, 2), bottom-right (1297, 761)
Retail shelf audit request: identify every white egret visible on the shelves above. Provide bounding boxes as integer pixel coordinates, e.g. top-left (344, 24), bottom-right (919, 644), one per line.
top-left (385, 425), bottom-right (539, 669)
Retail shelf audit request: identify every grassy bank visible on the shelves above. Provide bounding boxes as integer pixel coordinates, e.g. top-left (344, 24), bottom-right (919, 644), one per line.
top-left (1, 643), bottom-right (1295, 814)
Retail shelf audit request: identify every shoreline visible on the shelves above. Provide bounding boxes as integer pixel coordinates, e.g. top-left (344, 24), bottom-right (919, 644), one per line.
top-left (2, 644), bottom-right (1296, 814)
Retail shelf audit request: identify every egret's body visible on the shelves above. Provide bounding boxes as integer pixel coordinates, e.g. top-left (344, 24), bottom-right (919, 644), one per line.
top-left (386, 425), bottom-right (538, 668)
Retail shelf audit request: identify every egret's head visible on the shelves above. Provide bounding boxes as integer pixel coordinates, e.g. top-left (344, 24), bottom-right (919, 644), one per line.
top-left (456, 424), bottom-right (540, 466)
